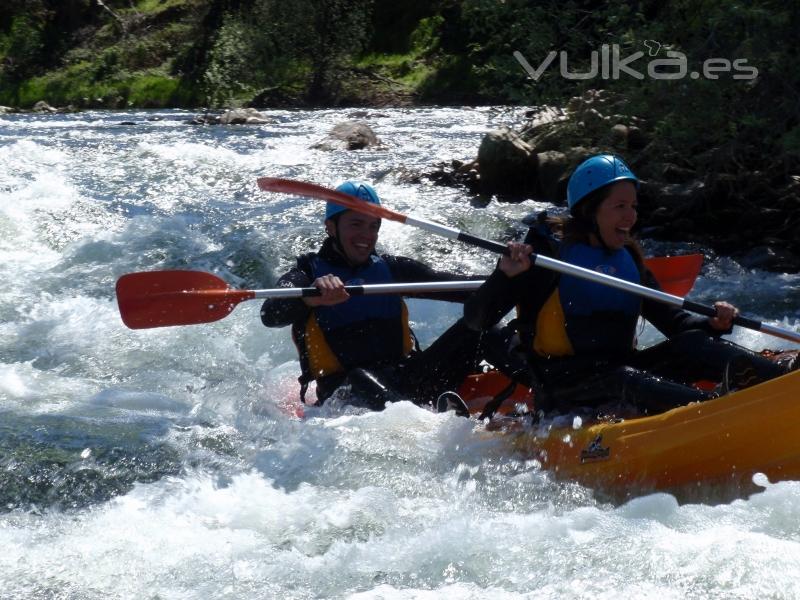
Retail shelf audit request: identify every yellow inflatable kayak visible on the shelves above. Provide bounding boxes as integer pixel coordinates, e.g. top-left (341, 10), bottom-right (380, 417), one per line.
top-left (481, 369), bottom-right (800, 497)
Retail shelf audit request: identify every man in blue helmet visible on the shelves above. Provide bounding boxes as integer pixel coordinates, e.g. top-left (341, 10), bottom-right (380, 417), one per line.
top-left (464, 154), bottom-right (793, 416)
top-left (261, 180), bottom-right (485, 411)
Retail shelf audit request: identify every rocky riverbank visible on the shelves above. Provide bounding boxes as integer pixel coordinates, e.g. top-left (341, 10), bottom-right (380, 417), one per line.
top-left (415, 90), bottom-right (800, 273)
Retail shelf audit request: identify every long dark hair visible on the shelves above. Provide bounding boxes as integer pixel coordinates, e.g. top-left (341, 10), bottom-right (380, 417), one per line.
top-left (548, 183), bottom-right (646, 267)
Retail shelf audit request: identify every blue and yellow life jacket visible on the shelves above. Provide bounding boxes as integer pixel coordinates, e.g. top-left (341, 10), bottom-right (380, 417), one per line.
top-left (528, 243), bottom-right (642, 357)
top-left (303, 255), bottom-right (414, 379)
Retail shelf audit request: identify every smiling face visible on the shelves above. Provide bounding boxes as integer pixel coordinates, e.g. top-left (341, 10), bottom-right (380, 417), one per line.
top-left (592, 181), bottom-right (638, 250)
top-left (326, 210), bottom-right (381, 265)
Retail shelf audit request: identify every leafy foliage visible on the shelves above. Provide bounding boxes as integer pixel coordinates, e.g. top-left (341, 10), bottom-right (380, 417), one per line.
top-left (201, 0), bottom-right (374, 106)
top-left (1, 16), bottom-right (46, 82)
top-left (441, 0), bottom-right (799, 169)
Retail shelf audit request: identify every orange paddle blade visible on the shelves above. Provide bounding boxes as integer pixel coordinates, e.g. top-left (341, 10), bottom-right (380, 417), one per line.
top-left (644, 254), bottom-right (703, 296)
top-left (116, 271), bottom-right (255, 329)
top-left (257, 177), bottom-right (407, 223)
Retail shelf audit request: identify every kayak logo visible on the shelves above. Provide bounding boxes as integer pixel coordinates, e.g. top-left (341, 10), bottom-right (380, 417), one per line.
top-left (580, 435), bottom-right (610, 463)
top-left (513, 42), bottom-right (758, 81)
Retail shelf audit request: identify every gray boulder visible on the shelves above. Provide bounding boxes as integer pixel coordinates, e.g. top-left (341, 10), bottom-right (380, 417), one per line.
top-left (312, 121), bottom-right (380, 151)
top-left (33, 101), bottom-right (57, 113)
top-left (219, 108), bottom-right (272, 125)
top-left (535, 150), bottom-right (571, 202)
top-left (477, 128), bottom-right (538, 195)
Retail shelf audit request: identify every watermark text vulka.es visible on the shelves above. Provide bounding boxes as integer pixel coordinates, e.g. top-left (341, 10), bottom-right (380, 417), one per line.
top-left (514, 44), bottom-right (758, 81)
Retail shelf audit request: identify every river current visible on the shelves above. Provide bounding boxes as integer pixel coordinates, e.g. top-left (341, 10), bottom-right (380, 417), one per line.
top-left (1, 107), bottom-right (799, 599)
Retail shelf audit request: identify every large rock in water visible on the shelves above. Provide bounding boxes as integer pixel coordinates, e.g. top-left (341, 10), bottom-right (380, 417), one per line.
top-left (535, 150), bottom-right (572, 202)
top-left (219, 108), bottom-right (272, 125)
top-left (311, 121), bottom-right (380, 151)
top-left (477, 128), bottom-right (538, 196)
top-left (188, 108), bottom-right (273, 125)
top-left (33, 101), bottom-right (58, 113)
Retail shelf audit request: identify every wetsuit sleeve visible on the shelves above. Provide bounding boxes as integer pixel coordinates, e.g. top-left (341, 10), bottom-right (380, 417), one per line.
top-left (463, 266), bottom-right (524, 331)
top-left (640, 269), bottom-right (730, 337)
top-left (260, 262), bottom-right (313, 327)
top-left (383, 255), bottom-right (485, 303)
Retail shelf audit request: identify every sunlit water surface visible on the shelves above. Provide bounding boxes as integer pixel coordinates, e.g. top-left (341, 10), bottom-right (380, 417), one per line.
top-left (1, 108), bottom-right (799, 599)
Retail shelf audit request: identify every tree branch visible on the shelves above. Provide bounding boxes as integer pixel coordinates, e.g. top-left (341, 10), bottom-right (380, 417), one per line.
top-left (96, 0), bottom-right (127, 35)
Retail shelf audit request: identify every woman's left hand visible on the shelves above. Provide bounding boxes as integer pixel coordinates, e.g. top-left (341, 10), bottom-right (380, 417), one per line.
top-left (708, 301), bottom-right (739, 331)
top-left (498, 242), bottom-right (532, 278)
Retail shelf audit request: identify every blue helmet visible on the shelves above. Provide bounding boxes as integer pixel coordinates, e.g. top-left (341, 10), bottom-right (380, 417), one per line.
top-left (567, 154), bottom-right (638, 214)
top-left (326, 181), bottom-right (381, 220)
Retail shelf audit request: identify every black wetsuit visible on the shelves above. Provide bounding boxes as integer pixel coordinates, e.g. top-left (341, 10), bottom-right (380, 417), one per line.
top-left (261, 238), bottom-right (485, 408)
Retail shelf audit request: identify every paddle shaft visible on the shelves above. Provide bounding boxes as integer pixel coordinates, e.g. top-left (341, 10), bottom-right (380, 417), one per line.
top-left (254, 280), bottom-right (483, 298)
top-left (258, 177), bottom-right (800, 344)
top-left (134, 280), bottom-right (483, 303)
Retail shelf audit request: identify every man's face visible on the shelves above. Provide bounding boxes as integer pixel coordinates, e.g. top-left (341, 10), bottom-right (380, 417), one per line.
top-left (327, 211), bottom-right (382, 265)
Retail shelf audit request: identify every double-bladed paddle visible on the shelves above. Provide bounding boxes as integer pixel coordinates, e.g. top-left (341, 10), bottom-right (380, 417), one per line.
top-left (115, 258), bottom-right (699, 330)
top-left (257, 177), bottom-right (800, 344)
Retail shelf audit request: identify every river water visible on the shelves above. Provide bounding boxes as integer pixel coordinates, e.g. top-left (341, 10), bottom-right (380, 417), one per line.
top-left (1, 108), bottom-right (799, 599)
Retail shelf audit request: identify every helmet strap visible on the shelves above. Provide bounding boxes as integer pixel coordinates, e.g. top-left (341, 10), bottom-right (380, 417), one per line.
top-left (327, 217), bottom-right (363, 267)
top-left (328, 222), bottom-right (345, 255)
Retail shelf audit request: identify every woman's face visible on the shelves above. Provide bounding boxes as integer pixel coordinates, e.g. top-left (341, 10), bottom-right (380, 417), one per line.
top-left (593, 181), bottom-right (638, 250)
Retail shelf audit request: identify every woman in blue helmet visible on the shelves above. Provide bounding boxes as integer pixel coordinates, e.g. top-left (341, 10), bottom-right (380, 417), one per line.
top-left (261, 180), bottom-right (485, 410)
top-left (465, 154), bottom-right (791, 415)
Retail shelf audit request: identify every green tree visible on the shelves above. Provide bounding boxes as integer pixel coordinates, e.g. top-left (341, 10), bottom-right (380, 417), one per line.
top-left (307, 0), bottom-right (374, 102)
top-left (201, 0), bottom-right (373, 106)
top-left (1, 15), bottom-right (46, 83)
